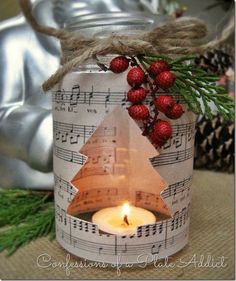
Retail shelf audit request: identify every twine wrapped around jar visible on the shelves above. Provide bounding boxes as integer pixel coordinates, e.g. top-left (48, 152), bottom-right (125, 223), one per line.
top-left (19, 0), bottom-right (234, 92)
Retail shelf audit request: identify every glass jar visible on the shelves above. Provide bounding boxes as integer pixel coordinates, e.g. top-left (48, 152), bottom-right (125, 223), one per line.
top-left (53, 12), bottom-right (195, 264)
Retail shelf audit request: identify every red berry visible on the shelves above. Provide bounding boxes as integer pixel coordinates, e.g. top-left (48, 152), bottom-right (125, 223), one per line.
top-left (128, 104), bottom-right (149, 120)
top-left (148, 60), bottom-right (169, 76)
top-left (155, 71), bottom-right (176, 89)
top-left (151, 134), bottom-right (167, 147)
top-left (127, 67), bottom-right (146, 87)
top-left (127, 87), bottom-right (147, 103)
top-left (110, 56), bottom-right (129, 73)
top-left (166, 103), bottom-right (184, 119)
top-left (152, 120), bottom-right (172, 141)
top-left (154, 95), bottom-right (175, 114)
top-left (175, 8), bottom-right (183, 18)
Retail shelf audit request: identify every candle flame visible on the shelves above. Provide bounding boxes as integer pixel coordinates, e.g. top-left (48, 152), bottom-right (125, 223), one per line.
top-left (122, 203), bottom-right (130, 217)
top-left (122, 203), bottom-right (130, 226)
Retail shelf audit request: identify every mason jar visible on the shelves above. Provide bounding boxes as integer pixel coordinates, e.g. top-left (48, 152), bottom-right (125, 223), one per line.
top-left (52, 12), bottom-right (196, 264)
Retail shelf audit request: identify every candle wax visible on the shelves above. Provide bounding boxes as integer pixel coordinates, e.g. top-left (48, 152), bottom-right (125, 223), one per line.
top-left (92, 205), bottom-right (156, 236)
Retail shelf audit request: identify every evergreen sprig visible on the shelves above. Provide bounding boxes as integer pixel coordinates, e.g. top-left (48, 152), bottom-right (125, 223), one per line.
top-left (138, 55), bottom-right (234, 121)
top-left (0, 188), bottom-right (55, 255)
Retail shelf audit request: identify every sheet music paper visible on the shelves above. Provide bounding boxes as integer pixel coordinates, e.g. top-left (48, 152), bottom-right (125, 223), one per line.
top-left (53, 70), bottom-right (196, 264)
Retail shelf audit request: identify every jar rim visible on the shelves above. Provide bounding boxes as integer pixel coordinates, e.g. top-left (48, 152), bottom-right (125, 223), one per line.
top-left (64, 12), bottom-right (156, 31)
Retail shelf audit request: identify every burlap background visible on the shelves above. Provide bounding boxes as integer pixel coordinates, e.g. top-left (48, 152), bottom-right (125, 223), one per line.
top-left (0, 170), bottom-right (234, 280)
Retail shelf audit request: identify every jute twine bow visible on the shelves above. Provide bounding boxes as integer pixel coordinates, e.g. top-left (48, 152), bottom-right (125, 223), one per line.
top-left (19, 0), bottom-right (234, 92)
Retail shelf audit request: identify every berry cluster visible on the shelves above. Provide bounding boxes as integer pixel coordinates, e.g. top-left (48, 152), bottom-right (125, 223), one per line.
top-left (109, 56), bottom-right (184, 147)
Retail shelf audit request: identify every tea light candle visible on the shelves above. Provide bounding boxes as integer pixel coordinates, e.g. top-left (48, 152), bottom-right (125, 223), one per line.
top-left (92, 203), bottom-right (156, 236)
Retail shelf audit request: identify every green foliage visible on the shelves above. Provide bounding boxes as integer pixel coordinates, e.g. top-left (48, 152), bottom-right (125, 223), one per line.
top-left (0, 188), bottom-right (55, 255)
top-left (139, 55), bottom-right (234, 121)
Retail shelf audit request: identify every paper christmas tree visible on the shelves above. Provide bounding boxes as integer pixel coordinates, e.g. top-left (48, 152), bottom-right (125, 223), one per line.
top-left (67, 107), bottom-right (171, 217)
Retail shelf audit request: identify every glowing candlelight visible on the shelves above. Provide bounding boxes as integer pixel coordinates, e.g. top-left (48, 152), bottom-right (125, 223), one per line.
top-left (92, 202), bottom-right (156, 236)
top-left (122, 202), bottom-right (130, 225)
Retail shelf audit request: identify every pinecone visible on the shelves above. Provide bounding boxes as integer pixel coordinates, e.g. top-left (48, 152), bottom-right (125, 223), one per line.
top-left (194, 113), bottom-right (234, 173)
top-left (195, 47), bottom-right (234, 76)
top-left (206, 0), bottom-right (234, 11)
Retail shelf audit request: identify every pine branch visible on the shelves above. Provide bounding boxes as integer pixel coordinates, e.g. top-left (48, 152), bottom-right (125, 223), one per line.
top-left (0, 189), bottom-right (53, 227)
top-left (0, 188), bottom-right (55, 255)
top-left (0, 208), bottom-right (55, 256)
top-left (139, 55), bottom-right (234, 121)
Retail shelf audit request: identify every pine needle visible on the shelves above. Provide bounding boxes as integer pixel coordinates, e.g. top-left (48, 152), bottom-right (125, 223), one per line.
top-left (0, 188), bottom-right (55, 255)
top-left (139, 54), bottom-right (235, 121)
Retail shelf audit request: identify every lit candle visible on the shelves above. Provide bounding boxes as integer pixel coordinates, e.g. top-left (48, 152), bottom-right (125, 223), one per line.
top-left (92, 203), bottom-right (156, 236)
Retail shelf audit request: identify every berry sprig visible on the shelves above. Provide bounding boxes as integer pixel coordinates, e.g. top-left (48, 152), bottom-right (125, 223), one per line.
top-left (107, 54), bottom-right (234, 148)
top-left (108, 56), bottom-right (184, 147)
top-left (138, 54), bottom-right (234, 121)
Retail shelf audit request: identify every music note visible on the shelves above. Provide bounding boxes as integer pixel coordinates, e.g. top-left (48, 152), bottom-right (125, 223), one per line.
top-left (114, 236), bottom-right (118, 255)
top-left (151, 244), bottom-right (161, 255)
top-left (70, 152), bottom-right (74, 162)
top-left (61, 133), bottom-right (68, 143)
top-left (122, 243), bottom-right (127, 253)
top-left (175, 215), bottom-right (179, 229)
top-left (187, 125), bottom-right (193, 142)
top-left (70, 134), bottom-right (79, 144)
top-left (145, 225), bottom-right (150, 237)
top-left (179, 214), bottom-right (183, 227)
top-left (92, 155), bottom-right (101, 164)
top-left (174, 135), bottom-right (183, 148)
top-left (171, 218), bottom-right (174, 231)
top-left (182, 207), bottom-right (187, 224)
top-left (172, 211), bottom-right (179, 230)
top-left (137, 227), bottom-right (142, 238)
top-left (55, 204), bottom-right (61, 221)
top-left (175, 151), bottom-right (180, 161)
top-left (73, 219), bottom-right (77, 229)
top-left (71, 84), bottom-right (80, 96)
top-left (70, 94), bottom-right (78, 107)
top-left (105, 88), bottom-right (111, 108)
top-left (163, 137), bottom-right (172, 150)
top-left (99, 247), bottom-right (103, 255)
top-left (92, 224), bottom-right (97, 234)
top-left (173, 187), bottom-right (177, 198)
top-left (55, 131), bottom-right (60, 141)
top-left (89, 86), bottom-right (94, 105)
top-left (121, 91), bottom-right (127, 106)
top-left (70, 124), bottom-right (74, 133)
top-left (55, 89), bottom-right (64, 104)
top-left (61, 209), bottom-right (67, 226)
top-left (152, 224), bottom-right (157, 235)
top-left (56, 176), bottom-right (63, 198)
